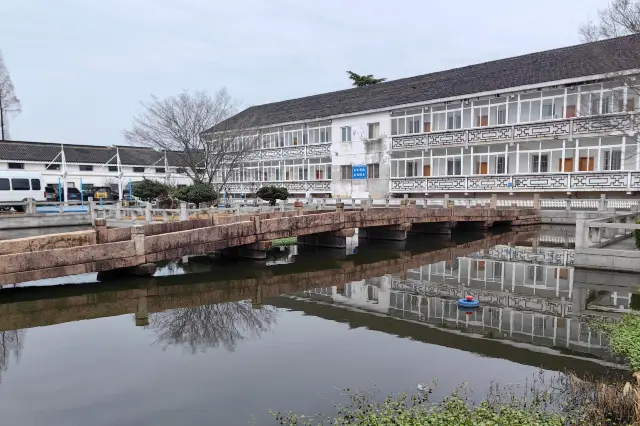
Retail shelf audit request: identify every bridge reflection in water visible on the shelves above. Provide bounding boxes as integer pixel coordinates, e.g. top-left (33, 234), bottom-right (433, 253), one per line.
top-left (0, 226), bottom-right (634, 381)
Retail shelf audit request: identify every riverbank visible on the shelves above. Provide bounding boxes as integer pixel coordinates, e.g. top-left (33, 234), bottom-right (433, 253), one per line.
top-left (273, 372), bottom-right (637, 425)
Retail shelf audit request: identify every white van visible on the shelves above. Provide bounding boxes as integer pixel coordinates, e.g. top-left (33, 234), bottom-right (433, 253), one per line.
top-left (0, 171), bottom-right (46, 212)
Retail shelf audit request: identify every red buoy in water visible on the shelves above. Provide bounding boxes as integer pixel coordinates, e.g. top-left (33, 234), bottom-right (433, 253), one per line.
top-left (465, 295), bottom-right (473, 301)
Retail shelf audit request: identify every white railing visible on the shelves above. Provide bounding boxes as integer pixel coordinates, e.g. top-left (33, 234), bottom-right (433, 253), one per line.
top-left (391, 170), bottom-right (640, 193)
top-left (391, 112), bottom-right (634, 150)
top-left (0, 200), bottom-right (88, 215)
top-left (575, 211), bottom-right (640, 249)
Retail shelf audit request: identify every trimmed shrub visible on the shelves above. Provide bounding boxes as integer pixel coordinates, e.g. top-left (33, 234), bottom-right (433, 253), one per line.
top-left (256, 186), bottom-right (289, 206)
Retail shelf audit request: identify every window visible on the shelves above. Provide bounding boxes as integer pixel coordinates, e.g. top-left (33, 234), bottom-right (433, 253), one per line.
top-left (447, 111), bottom-right (462, 129)
top-left (79, 165), bottom-right (93, 172)
top-left (30, 179), bottom-right (41, 190)
top-left (0, 179), bottom-right (8, 190)
top-left (46, 164), bottom-right (60, 170)
top-left (406, 116), bottom-right (421, 134)
top-left (604, 150), bottom-right (622, 171)
top-left (108, 166), bottom-right (118, 172)
top-left (340, 165), bottom-right (352, 180)
top-left (447, 159), bottom-right (462, 176)
top-left (8, 163), bottom-right (24, 170)
top-left (367, 163), bottom-right (380, 179)
top-left (11, 179), bottom-right (30, 190)
top-left (133, 167), bottom-right (145, 173)
top-left (368, 123), bottom-right (380, 139)
top-left (391, 110), bottom-right (422, 135)
top-left (341, 126), bottom-right (351, 142)
top-left (155, 167), bottom-right (166, 174)
top-left (531, 154), bottom-right (549, 173)
top-left (496, 157), bottom-right (506, 174)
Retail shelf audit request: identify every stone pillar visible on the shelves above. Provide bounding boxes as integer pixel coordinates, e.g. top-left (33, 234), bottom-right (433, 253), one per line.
top-left (574, 212), bottom-right (587, 249)
top-left (297, 229), bottom-right (355, 248)
top-left (115, 203), bottom-right (122, 220)
top-left (336, 202), bottom-right (345, 211)
top-left (385, 197), bottom-right (390, 208)
top-left (410, 221), bottom-right (456, 235)
top-left (565, 199), bottom-right (571, 211)
top-left (132, 225), bottom-right (146, 256)
top-left (145, 203), bottom-right (152, 222)
top-left (179, 202), bottom-right (188, 221)
top-left (533, 194), bottom-right (540, 210)
top-left (225, 241), bottom-right (271, 260)
top-left (135, 297), bottom-right (149, 327)
top-left (88, 198), bottom-right (95, 221)
top-left (359, 223), bottom-right (410, 241)
top-left (490, 194), bottom-right (498, 209)
top-left (294, 200), bottom-right (304, 215)
top-left (94, 218), bottom-right (108, 244)
top-left (443, 194), bottom-right (450, 208)
top-left (598, 194), bottom-right (607, 212)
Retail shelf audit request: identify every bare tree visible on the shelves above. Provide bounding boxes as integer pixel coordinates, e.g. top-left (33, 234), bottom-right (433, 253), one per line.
top-left (124, 89), bottom-right (259, 193)
top-left (148, 301), bottom-right (277, 354)
top-left (580, 0), bottom-right (640, 42)
top-left (577, 1), bottom-right (640, 163)
top-left (0, 50), bottom-right (21, 140)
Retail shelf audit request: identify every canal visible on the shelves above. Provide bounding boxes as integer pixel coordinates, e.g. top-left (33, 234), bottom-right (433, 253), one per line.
top-left (0, 227), bottom-right (633, 426)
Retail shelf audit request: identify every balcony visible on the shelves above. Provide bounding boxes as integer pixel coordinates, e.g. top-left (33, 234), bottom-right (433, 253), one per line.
top-left (390, 170), bottom-right (640, 193)
top-left (391, 113), bottom-right (636, 150)
top-left (223, 180), bottom-right (331, 194)
top-left (244, 143), bottom-right (331, 161)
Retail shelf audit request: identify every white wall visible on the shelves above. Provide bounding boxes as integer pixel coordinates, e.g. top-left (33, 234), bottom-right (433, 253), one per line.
top-left (331, 111), bottom-right (391, 198)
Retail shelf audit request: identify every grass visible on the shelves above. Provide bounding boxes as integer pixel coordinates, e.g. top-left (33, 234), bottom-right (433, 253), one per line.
top-left (271, 237), bottom-right (297, 247)
top-left (596, 312), bottom-right (640, 372)
top-left (271, 372), bottom-right (640, 425)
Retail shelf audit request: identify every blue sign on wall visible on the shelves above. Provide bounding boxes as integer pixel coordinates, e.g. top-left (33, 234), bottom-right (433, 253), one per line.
top-left (352, 165), bottom-right (367, 179)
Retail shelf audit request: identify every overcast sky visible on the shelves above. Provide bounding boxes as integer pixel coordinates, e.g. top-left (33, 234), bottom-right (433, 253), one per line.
top-left (1, 0), bottom-right (610, 146)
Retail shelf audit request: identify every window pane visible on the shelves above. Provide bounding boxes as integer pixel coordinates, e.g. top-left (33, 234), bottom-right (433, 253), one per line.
top-left (31, 179), bottom-right (41, 190)
top-left (521, 102), bottom-right (531, 122)
top-left (398, 119), bottom-right (405, 134)
top-left (0, 179), bottom-right (8, 190)
top-left (391, 119), bottom-right (398, 135)
top-left (12, 179), bottom-right (30, 190)
top-left (530, 100), bottom-right (541, 121)
top-left (542, 99), bottom-right (553, 119)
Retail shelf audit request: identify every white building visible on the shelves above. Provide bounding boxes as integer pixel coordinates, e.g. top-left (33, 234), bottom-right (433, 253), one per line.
top-left (0, 141), bottom-right (192, 199)
top-left (205, 33), bottom-right (640, 199)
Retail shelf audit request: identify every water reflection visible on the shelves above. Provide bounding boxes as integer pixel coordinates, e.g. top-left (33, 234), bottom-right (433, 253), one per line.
top-left (0, 227), bottom-right (633, 378)
top-left (148, 301), bottom-right (277, 353)
top-left (0, 330), bottom-right (24, 382)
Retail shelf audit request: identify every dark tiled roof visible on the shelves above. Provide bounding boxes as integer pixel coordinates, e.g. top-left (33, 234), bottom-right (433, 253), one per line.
top-left (0, 140), bottom-right (190, 167)
top-left (207, 34), bottom-right (640, 132)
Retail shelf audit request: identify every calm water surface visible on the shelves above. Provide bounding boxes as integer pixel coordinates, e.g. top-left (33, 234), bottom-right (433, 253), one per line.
top-left (0, 227), bottom-right (633, 426)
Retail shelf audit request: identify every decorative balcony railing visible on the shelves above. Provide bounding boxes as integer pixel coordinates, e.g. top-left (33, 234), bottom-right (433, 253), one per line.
top-left (244, 143), bottom-right (331, 161)
top-left (222, 180), bottom-right (331, 193)
top-left (391, 113), bottom-right (636, 150)
top-left (390, 170), bottom-right (640, 193)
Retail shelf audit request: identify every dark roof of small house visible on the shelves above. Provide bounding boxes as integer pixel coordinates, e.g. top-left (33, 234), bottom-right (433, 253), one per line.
top-left (206, 34), bottom-right (640, 133)
top-left (0, 140), bottom-right (192, 167)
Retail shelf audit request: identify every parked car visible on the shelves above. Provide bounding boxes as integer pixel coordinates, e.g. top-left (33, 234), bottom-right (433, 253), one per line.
top-left (85, 187), bottom-right (119, 203)
top-left (45, 186), bottom-right (59, 202)
top-left (0, 171), bottom-right (46, 212)
top-left (66, 187), bottom-right (83, 202)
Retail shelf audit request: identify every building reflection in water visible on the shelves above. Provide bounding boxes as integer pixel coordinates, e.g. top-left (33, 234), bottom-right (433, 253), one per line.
top-left (304, 235), bottom-right (631, 364)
